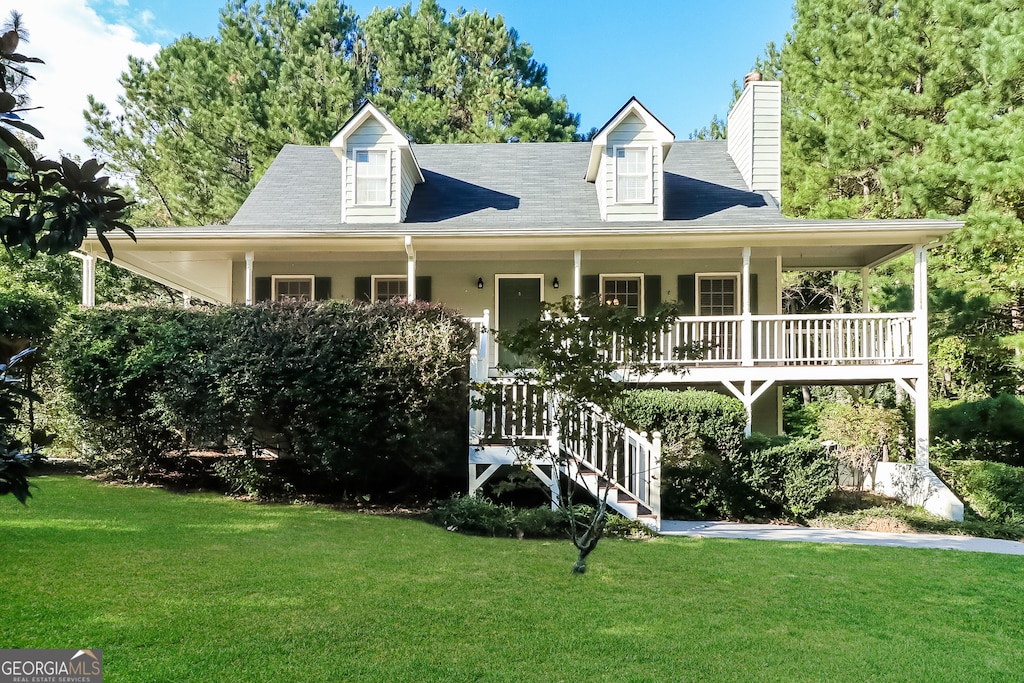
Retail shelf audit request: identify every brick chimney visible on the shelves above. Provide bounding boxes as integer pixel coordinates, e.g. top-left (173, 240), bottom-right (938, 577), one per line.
top-left (727, 72), bottom-right (781, 204)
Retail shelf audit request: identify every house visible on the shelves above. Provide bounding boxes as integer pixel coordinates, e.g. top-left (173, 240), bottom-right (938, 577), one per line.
top-left (79, 74), bottom-right (964, 527)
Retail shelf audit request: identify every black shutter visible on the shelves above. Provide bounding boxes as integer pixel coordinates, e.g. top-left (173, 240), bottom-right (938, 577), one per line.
top-left (415, 276), bottom-right (432, 302)
top-left (677, 274), bottom-right (696, 315)
top-left (314, 277), bottom-right (332, 301)
top-left (581, 275), bottom-right (600, 300)
top-left (354, 276), bottom-right (371, 302)
top-left (644, 275), bottom-right (661, 315)
top-left (255, 277), bottom-right (271, 303)
top-left (748, 274), bottom-right (758, 314)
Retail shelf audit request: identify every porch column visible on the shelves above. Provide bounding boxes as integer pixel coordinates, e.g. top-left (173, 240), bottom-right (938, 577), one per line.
top-left (244, 251), bottom-right (254, 305)
top-left (72, 252), bottom-right (96, 307)
top-left (183, 290), bottom-right (192, 308)
top-left (912, 245), bottom-right (930, 466)
top-left (405, 235), bottom-right (416, 301)
top-left (861, 267), bottom-right (871, 314)
top-left (741, 247), bottom-right (753, 366)
top-left (573, 250), bottom-right (582, 307)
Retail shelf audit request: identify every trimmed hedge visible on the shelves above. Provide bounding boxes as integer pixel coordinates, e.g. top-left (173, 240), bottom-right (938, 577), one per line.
top-left (49, 300), bottom-right (473, 495)
top-left (614, 389), bottom-right (749, 518)
top-left (615, 390), bottom-right (834, 519)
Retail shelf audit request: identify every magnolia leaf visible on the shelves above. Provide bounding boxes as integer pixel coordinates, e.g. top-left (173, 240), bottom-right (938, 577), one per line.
top-left (2, 117), bottom-right (44, 139)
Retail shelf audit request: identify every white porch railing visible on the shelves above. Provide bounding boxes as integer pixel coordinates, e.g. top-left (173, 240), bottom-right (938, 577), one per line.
top-left (752, 313), bottom-right (915, 364)
top-left (469, 311), bottom-right (916, 371)
top-left (469, 375), bottom-right (661, 528)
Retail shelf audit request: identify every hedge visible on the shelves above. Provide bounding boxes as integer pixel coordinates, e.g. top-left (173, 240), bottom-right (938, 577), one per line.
top-left (49, 300), bottom-right (474, 495)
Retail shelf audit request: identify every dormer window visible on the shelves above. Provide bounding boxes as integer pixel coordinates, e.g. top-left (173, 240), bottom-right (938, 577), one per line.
top-left (355, 149), bottom-right (390, 205)
top-left (615, 147), bottom-right (651, 203)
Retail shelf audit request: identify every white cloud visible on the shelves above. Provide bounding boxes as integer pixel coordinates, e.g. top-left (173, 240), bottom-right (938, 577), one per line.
top-left (15, 0), bottom-right (159, 160)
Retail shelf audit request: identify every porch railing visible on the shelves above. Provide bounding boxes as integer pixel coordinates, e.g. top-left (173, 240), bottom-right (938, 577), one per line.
top-left (469, 311), bottom-right (916, 371)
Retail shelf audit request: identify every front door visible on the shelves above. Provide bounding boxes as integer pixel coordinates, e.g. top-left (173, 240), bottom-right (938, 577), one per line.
top-left (497, 276), bottom-right (543, 368)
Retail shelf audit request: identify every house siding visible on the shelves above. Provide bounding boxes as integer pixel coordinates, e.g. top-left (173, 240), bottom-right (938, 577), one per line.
top-left (400, 153), bottom-right (416, 222)
top-left (727, 81), bottom-right (781, 203)
top-left (604, 113), bottom-right (662, 221)
top-left (344, 118), bottom-right (398, 223)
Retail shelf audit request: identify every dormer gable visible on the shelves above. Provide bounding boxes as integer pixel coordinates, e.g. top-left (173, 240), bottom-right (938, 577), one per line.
top-left (585, 97), bottom-right (674, 221)
top-left (330, 101), bottom-right (424, 223)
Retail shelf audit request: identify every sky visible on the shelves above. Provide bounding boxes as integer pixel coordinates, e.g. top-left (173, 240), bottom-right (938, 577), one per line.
top-left (19, 0), bottom-right (794, 160)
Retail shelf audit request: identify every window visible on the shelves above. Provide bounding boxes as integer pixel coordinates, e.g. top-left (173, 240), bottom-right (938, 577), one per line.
top-left (698, 276), bottom-right (738, 316)
top-left (601, 275), bottom-right (642, 314)
top-left (273, 276), bottom-right (314, 303)
top-left (615, 146), bottom-right (651, 203)
top-left (355, 149), bottom-right (389, 205)
top-left (372, 276), bottom-right (407, 302)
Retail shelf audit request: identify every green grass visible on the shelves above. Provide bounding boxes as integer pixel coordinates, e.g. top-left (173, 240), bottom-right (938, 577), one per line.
top-left (2, 477), bottom-right (1023, 682)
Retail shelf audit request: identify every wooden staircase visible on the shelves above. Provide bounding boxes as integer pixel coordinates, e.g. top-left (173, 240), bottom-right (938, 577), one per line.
top-left (468, 371), bottom-right (662, 530)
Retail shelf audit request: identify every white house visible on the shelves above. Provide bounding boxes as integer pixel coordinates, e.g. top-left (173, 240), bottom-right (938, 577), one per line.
top-left (80, 74), bottom-right (964, 528)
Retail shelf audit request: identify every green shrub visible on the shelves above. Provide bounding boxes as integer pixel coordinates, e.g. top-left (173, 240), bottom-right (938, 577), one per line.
top-left (211, 456), bottom-right (275, 498)
top-left (936, 460), bottom-right (1024, 524)
top-left (430, 496), bottom-right (652, 539)
top-left (430, 494), bottom-right (513, 536)
top-left (735, 438), bottom-right (835, 518)
top-left (614, 389), bottom-right (749, 518)
top-left (931, 394), bottom-right (1024, 466)
top-left (49, 301), bottom-right (473, 496)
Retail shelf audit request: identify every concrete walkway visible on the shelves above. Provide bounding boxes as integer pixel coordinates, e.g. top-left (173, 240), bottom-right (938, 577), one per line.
top-left (660, 520), bottom-right (1024, 556)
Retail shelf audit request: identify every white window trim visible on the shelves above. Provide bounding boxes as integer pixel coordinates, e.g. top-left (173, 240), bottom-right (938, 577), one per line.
top-left (371, 274), bottom-right (408, 302)
top-left (353, 147), bottom-right (392, 206)
top-left (600, 273), bottom-right (645, 315)
top-left (271, 275), bottom-right (315, 303)
top-left (696, 273), bottom-right (741, 316)
top-left (612, 145), bottom-right (653, 205)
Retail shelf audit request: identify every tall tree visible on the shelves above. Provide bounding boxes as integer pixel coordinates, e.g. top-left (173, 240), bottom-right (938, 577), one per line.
top-left (776, 0), bottom-right (1024, 395)
top-left (359, 0), bottom-right (577, 143)
top-left (85, 0), bottom-right (364, 226)
top-left (0, 18), bottom-right (134, 503)
top-left (86, 0), bottom-right (578, 226)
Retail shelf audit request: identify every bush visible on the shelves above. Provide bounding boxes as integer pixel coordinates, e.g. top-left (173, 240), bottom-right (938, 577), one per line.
top-left (614, 389), bottom-right (749, 518)
top-left (736, 437), bottom-right (834, 518)
top-left (932, 394), bottom-right (1024, 466)
top-left (429, 495), bottom-right (652, 539)
top-left (936, 460), bottom-right (1024, 524)
top-left (49, 300), bottom-right (473, 496)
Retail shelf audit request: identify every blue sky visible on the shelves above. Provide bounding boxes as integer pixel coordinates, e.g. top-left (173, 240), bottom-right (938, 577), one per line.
top-left (28, 1), bottom-right (793, 158)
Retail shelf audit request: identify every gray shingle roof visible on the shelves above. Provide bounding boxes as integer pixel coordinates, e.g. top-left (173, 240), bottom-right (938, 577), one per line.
top-left (230, 139), bottom-right (782, 228)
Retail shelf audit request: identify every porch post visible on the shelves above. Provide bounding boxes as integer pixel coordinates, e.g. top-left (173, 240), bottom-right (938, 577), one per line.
top-left (741, 247), bottom-right (753, 366)
top-left (82, 253), bottom-right (95, 307)
top-left (183, 290), bottom-right (192, 308)
top-left (405, 235), bottom-right (416, 301)
top-left (573, 250), bottom-right (582, 308)
top-left (71, 252), bottom-right (96, 307)
top-left (244, 251), bottom-right (254, 305)
top-left (913, 245), bottom-right (929, 466)
top-left (861, 267), bottom-right (871, 314)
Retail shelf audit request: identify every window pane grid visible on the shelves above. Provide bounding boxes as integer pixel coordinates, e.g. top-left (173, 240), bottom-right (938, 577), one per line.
top-left (374, 278), bottom-right (407, 301)
top-left (615, 148), bottom-right (650, 203)
top-left (699, 278), bottom-right (737, 316)
top-left (276, 279), bottom-right (312, 303)
top-left (603, 278), bottom-right (641, 314)
top-left (355, 150), bottom-right (389, 205)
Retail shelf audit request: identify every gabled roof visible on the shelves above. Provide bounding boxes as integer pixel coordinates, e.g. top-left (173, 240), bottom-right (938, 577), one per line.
top-left (585, 97), bottom-right (676, 181)
top-left (230, 140), bottom-right (782, 228)
top-left (329, 100), bottom-right (424, 184)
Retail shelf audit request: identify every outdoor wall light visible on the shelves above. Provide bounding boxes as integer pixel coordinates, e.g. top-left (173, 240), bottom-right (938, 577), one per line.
top-left (477, 277), bottom-right (485, 289)
top-left (552, 277), bottom-right (560, 289)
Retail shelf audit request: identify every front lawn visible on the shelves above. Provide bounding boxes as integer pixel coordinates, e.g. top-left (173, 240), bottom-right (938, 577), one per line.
top-left (2, 477), bottom-right (1022, 681)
